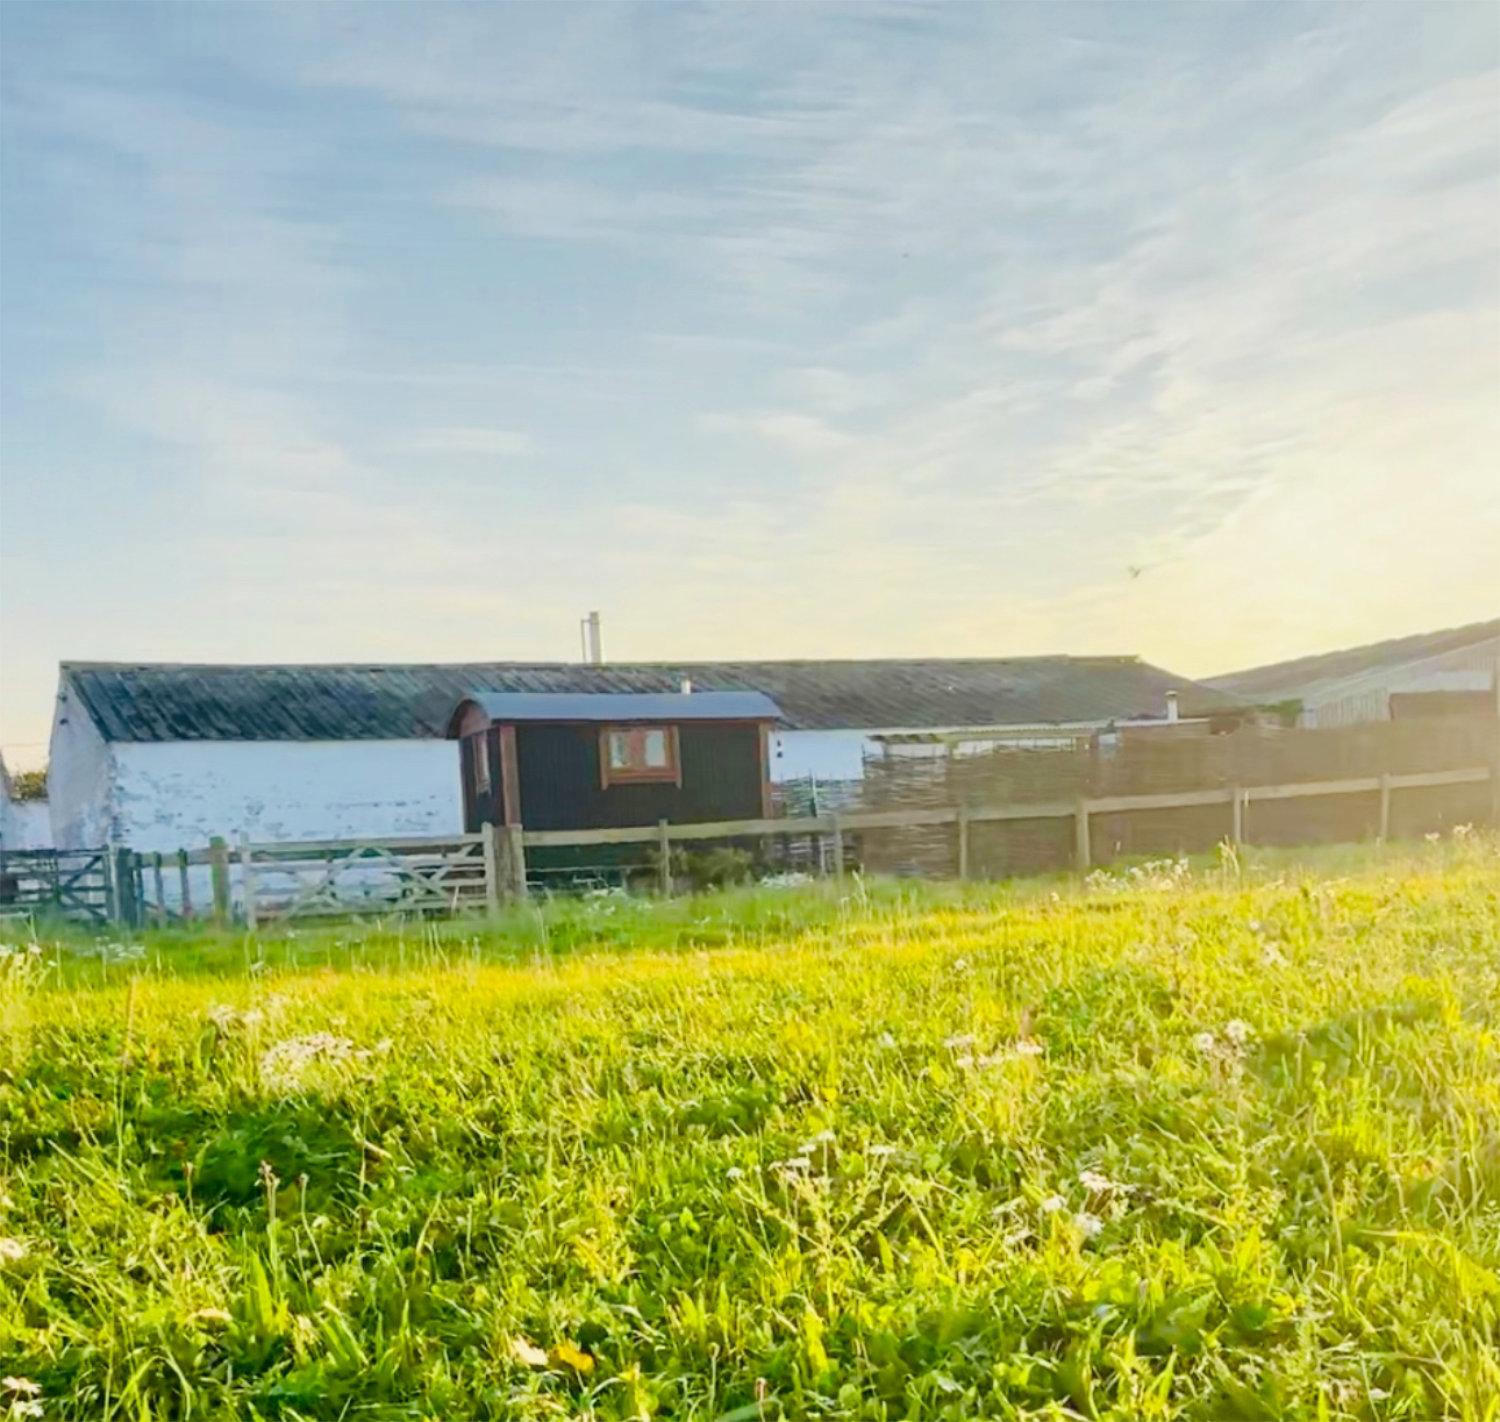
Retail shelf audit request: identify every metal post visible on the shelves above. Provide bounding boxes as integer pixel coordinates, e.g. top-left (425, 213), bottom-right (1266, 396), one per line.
top-left (957, 805), bottom-right (970, 880)
top-left (1074, 797), bottom-right (1091, 872)
top-left (239, 834), bottom-right (258, 931)
top-left (481, 822), bottom-right (502, 915)
top-left (1378, 773), bottom-right (1392, 841)
top-left (1230, 787), bottom-right (1244, 845)
top-left (829, 813), bottom-right (845, 881)
top-left (657, 819), bottom-right (672, 896)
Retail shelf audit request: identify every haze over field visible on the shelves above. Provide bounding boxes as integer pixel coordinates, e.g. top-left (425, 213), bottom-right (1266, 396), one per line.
top-left (2, 1), bottom-right (1498, 767)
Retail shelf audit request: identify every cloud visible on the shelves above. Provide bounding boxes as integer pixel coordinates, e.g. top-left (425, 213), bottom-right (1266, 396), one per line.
top-left (699, 411), bottom-right (855, 458)
top-left (402, 427), bottom-right (536, 458)
top-left (2, 0), bottom-right (1497, 757)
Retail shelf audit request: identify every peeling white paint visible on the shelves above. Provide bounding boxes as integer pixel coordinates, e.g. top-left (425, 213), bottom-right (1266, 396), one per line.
top-left (1, 799), bottom-right (53, 850)
top-left (110, 741), bottom-right (464, 851)
top-left (48, 691), bottom-right (118, 848)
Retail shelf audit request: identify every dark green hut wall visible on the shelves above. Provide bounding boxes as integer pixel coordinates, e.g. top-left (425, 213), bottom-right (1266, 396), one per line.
top-left (514, 724), bottom-right (763, 830)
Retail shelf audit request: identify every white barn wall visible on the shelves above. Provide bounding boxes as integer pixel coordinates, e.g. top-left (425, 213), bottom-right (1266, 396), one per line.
top-left (111, 740), bottom-right (463, 852)
top-left (2, 800), bottom-right (54, 850)
top-left (49, 698), bottom-right (118, 848)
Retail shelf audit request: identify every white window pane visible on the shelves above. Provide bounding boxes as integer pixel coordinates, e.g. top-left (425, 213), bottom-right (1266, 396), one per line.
top-left (609, 732), bottom-right (631, 769)
top-left (643, 729), bottom-right (668, 767)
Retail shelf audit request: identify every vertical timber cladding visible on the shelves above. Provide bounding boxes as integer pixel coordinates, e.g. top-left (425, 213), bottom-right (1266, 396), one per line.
top-left (515, 723), bottom-right (765, 830)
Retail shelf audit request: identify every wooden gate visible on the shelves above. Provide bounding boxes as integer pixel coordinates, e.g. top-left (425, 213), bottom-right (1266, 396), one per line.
top-left (240, 835), bottom-right (490, 925)
top-left (0, 848), bottom-right (112, 924)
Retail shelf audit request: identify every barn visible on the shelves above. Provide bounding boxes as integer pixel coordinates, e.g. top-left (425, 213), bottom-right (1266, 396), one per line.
top-left (1208, 618), bottom-right (1500, 727)
top-left (46, 656), bottom-right (1235, 850)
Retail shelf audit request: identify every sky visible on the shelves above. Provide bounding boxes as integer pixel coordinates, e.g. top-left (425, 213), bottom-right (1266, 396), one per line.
top-left (1, 1), bottom-right (1497, 769)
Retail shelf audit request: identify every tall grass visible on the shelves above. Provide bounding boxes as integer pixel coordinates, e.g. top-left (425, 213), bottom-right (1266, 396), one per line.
top-left (1, 839), bottom-right (1497, 1419)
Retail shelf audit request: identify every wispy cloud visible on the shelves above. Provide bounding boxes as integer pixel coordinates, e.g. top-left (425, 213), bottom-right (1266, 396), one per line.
top-left (0, 1), bottom-right (1496, 761)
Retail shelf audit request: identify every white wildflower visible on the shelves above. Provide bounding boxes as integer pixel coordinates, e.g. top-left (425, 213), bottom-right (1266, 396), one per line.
top-left (1452, 823), bottom-right (1474, 841)
top-left (771, 1156), bottom-right (812, 1174)
top-left (954, 1054), bottom-right (975, 1069)
top-left (876, 1032), bottom-right (897, 1050)
top-left (943, 1033), bottom-right (977, 1051)
top-left (1073, 1211), bottom-right (1104, 1239)
top-left (1039, 1194), bottom-right (1067, 1213)
top-left (1191, 1032), bottom-right (1217, 1056)
top-left (867, 1144), bottom-right (897, 1159)
top-left (258, 1033), bottom-right (356, 1092)
top-left (1078, 1169), bottom-right (1130, 1195)
top-left (952, 958), bottom-right (970, 973)
top-left (725, 1167), bottom-right (745, 1181)
top-left (1424, 831), bottom-right (1441, 843)
top-left (12, 1400), bottom-right (43, 1419)
top-left (188, 1307), bottom-right (232, 1326)
top-left (1224, 1019), bottom-right (1253, 1047)
top-left (0, 1239), bottom-right (26, 1264)
top-left (1013, 1039), bottom-right (1044, 1058)
top-left (2, 1379), bottom-right (41, 1397)
top-left (1260, 944), bottom-right (1288, 968)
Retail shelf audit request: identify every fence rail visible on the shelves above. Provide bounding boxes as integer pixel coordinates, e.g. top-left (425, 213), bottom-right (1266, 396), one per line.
top-left (56, 760), bottom-right (1483, 926)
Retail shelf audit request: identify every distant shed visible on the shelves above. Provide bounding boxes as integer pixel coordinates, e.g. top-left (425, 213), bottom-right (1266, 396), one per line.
top-left (446, 691), bottom-right (781, 833)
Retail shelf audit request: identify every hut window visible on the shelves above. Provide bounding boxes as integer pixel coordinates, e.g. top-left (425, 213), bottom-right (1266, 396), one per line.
top-left (601, 726), bottom-right (680, 786)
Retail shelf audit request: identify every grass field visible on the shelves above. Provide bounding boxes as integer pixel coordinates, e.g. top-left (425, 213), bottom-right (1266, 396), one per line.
top-left (2, 840), bottom-right (1498, 1420)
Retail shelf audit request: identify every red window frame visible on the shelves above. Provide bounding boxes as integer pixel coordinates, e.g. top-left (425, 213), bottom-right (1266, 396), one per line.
top-left (599, 725), bottom-right (681, 787)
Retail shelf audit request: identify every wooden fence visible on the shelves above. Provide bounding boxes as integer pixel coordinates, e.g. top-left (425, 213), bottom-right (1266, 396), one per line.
top-left (101, 761), bottom-right (1496, 926)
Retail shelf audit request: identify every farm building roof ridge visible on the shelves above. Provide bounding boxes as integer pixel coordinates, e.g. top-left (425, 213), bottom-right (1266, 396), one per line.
top-left (1206, 616), bottom-right (1500, 701)
top-left (58, 657), bottom-right (1239, 742)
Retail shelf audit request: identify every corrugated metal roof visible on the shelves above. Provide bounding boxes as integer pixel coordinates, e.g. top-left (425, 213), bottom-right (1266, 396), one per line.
top-left (456, 691), bottom-right (781, 727)
top-left (1207, 618), bottom-right (1500, 703)
top-left (59, 657), bottom-right (1239, 742)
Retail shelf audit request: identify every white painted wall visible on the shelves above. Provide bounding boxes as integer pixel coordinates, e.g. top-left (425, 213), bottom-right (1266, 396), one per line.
top-left (769, 729), bottom-right (877, 783)
top-left (1, 799), bottom-right (53, 850)
top-left (49, 695), bottom-right (118, 848)
top-left (110, 740), bottom-right (464, 852)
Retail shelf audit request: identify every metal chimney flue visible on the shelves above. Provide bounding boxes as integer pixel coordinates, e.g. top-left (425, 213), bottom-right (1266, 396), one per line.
top-left (580, 611), bottom-right (604, 665)
top-left (1165, 690), bottom-right (1180, 723)
top-left (680, 678), bottom-right (693, 695)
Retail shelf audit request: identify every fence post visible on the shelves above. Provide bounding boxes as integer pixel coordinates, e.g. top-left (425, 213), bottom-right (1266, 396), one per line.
top-left (505, 824), bottom-right (528, 901)
top-left (829, 813), bottom-right (845, 881)
top-left (481, 822), bottom-right (503, 916)
top-left (1378, 773), bottom-right (1392, 841)
top-left (1490, 741), bottom-right (1500, 828)
top-left (209, 836), bottom-right (231, 925)
top-left (956, 805), bottom-right (970, 880)
top-left (239, 834), bottom-right (258, 931)
top-left (178, 849), bottom-right (192, 918)
top-left (111, 847), bottom-right (140, 928)
top-left (1230, 787), bottom-right (1244, 846)
top-left (657, 819), bottom-right (672, 896)
top-left (1074, 798), bottom-right (1091, 872)
top-left (101, 845), bottom-right (118, 924)
top-left (152, 852), bottom-right (167, 924)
